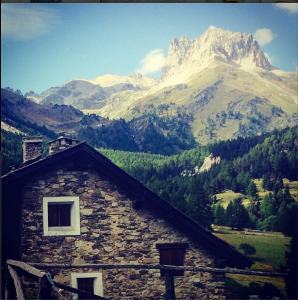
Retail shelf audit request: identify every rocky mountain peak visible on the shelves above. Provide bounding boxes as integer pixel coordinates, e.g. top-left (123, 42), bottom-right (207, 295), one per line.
top-left (161, 27), bottom-right (274, 81)
top-left (171, 37), bottom-right (179, 45)
top-left (180, 35), bottom-right (189, 42)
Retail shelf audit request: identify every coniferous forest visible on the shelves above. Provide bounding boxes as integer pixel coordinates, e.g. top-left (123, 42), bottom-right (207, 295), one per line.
top-left (98, 126), bottom-right (297, 235)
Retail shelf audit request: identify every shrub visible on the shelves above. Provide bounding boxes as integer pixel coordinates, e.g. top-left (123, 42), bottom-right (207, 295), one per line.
top-left (239, 243), bottom-right (257, 255)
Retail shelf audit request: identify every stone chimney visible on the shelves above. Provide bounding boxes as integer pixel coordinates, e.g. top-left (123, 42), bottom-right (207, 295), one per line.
top-left (48, 136), bottom-right (78, 155)
top-left (22, 136), bottom-right (42, 163)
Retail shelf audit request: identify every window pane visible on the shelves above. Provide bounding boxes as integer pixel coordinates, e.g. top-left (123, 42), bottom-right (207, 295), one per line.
top-left (48, 205), bottom-right (59, 226)
top-left (59, 204), bottom-right (71, 226)
top-left (48, 204), bottom-right (71, 227)
top-left (77, 278), bottom-right (94, 299)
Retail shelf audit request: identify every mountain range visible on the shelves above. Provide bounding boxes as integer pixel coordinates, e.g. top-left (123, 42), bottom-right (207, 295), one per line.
top-left (2, 26), bottom-right (298, 147)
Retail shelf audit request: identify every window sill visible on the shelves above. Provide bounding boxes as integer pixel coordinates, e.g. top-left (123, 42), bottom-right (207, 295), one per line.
top-left (47, 226), bottom-right (80, 236)
top-left (46, 226), bottom-right (80, 236)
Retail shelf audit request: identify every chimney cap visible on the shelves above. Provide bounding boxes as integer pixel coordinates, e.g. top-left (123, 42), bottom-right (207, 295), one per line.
top-left (22, 136), bottom-right (43, 143)
top-left (47, 136), bottom-right (79, 144)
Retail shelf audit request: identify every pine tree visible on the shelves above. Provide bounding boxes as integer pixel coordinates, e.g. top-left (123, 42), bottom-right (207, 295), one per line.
top-left (225, 198), bottom-right (251, 230)
top-left (187, 178), bottom-right (213, 230)
top-left (277, 202), bottom-right (298, 237)
top-left (283, 185), bottom-right (294, 204)
top-left (246, 180), bottom-right (258, 198)
top-left (260, 193), bottom-right (275, 219)
top-left (261, 173), bottom-right (270, 192)
top-left (214, 204), bottom-right (226, 226)
top-left (246, 180), bottom-right (260, 217)
top-left (225, 201), bottom-right (235, 228)
top-left (233, 198), bottom-right (251, 230)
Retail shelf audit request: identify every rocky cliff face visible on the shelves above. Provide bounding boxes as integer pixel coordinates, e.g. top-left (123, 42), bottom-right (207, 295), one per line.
top-left (199, 154), bottom-right (221, 173)
top-left (181, 154), bottom-right (221, 177)
top-left (161, 26), bottom-right (274, 81)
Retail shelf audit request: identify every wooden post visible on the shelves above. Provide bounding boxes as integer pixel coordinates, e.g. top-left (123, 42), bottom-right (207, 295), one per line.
top-left (164, 270), bottom-right (176, 300)
top-left (38, 275), bottom-right (53, 300)
top-left (5, 266), bottom-right (16, 300)
top-left (7, 265), bottom-right (25, 300)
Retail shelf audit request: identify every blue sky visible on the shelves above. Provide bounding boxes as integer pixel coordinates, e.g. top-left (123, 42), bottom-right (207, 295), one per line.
top-left (1, 3), bottom-right (297, 94)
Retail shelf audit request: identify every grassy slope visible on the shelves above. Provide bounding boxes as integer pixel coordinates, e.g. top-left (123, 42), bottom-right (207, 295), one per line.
top-left (215, 179), bottom-right (298, 209)
top-left (214, 232), bottom-right (291, 270)
top-left (215, 191), bottom-right (247, 208)
top-left (214, 231), bottom-right (291, 297)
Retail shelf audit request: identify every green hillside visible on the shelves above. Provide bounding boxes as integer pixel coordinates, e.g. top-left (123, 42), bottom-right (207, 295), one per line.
top-left (215, 229), bottom-right (291, 299)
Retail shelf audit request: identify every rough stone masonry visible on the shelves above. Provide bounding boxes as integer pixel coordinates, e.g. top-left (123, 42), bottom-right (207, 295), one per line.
top-left (22, 159), bottom-right (225, 299)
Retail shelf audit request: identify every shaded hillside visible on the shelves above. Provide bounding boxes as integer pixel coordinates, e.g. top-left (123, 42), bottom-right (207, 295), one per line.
top-left (24, 73), bottom-right (159, 109)
top-left (1, 88), bottom-right (198, 156)
top-left (128, 112), bottom-right (197, 155)
top-left (1, 88), bottom-right (84, 133)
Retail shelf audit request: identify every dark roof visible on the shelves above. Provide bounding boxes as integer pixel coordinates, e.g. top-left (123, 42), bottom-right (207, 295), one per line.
top-left (2, 142), bottom-right (253, 269)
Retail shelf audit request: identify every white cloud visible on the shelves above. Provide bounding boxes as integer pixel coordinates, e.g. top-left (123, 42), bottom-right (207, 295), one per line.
top-left (1, 4), bottom-right (61, 41)
top-left (264, 52), bottom-right (274, 64)
top-left (253, 28), bottom-right (277, 46)
top-left (135, 49), bottom-right (166, 75)
top-left (275, 3), bottom-right (298, 14)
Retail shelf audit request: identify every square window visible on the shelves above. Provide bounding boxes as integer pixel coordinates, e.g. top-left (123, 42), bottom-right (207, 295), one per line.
top-left (71, 273), bottom-right (103, 300)
top-left (48, 204), bottom-right (71, 227)
top-left (43, 197), bottom-right (80, 236)
top-left (77, 278), bottom-right (94, 299)
top-left (156, 243), bottom-right (189, 276)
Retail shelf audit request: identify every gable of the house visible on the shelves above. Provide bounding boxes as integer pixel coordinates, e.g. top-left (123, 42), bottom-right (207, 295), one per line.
top-left (2, 137), bottom-right (253, 299)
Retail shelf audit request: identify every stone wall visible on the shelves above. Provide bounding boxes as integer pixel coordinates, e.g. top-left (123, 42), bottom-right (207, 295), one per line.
top-left (22, 159), bottom-right (225, 299)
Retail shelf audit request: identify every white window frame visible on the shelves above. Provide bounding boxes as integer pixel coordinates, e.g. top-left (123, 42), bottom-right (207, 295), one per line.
top-left (71, 272), bottom-right (103, 299)
top-left (43, 196), bottom-right (80, 236)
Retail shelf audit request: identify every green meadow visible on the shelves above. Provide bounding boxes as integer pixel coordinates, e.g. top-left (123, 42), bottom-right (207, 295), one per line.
top-left (214, 230), bottom-right (292, 298)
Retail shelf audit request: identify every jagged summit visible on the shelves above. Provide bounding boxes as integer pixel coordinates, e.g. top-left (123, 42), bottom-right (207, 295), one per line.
top-left (161, 27), bottom-right (274, 82)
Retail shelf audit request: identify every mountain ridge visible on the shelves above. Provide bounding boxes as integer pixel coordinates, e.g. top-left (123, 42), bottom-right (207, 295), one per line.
top-left (1, 88), bottom-right (197, 155)
top-left (23, 26), bottom-right (280, 109)
top-left (3, 26), bottom-right (298, 145)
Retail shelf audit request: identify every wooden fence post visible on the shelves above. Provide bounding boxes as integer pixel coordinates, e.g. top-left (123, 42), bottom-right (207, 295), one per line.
top-left (5, 266), bottom-right (16, 300)
top-left (7, 265), bottom-right (25, 300)
top-left (164, 270), bottom-right (176, 300)
top-left (38, 275), bottom-right (53, 300)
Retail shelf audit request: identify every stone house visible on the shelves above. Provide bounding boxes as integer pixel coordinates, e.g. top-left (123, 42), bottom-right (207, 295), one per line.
top-left (1, 136), bottom-right (253, 299)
